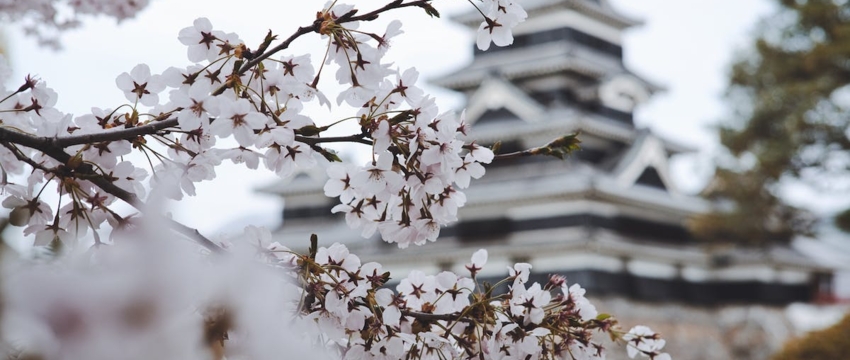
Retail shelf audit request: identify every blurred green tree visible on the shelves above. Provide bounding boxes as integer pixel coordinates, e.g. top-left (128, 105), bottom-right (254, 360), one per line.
top-left (772, 312), bottom-right (850, 360)
top-left (692, 0), bottom-right (850, 245)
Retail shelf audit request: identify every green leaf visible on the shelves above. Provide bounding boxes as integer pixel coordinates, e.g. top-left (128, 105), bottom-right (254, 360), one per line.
top-left (541, 133), bottom-right (581, 160)
top-left (255, 30), bottom-right (277, 55)
top-left (318, 147), bottom-right (342, 163)
top-left (490, 141), bottom-right (502, 155)
top-left (388, 110), bottom-right (413, 125)
top-left (296, 125), bottom-right (324, 136)
top-left (421, 3), bottom-right (440, 18)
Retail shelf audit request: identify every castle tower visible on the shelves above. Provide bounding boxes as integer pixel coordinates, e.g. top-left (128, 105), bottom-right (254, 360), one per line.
top-left (261, 2), bottom-right (834, 357)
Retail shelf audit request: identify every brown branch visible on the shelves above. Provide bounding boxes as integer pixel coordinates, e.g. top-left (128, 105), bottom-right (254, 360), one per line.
top-left (295, 134), bottom-right (373, 146)
top-left (0, 126), bottom-right (49, 150)
top-left (492, 149), bottom-right (536, 161)
top-left (345, 0), bottom-right (433, 23)
top-left (0, 119), bottom-right (179, 150)
top-left (0, 127), bottom-right (223, 253)
top-left (0, 141), bottom-right (56, 173)
top-left (51, 118), bottom-right (179, 148)
top-left (400, 310), bottom-right (472, 323)
top-left (236, 24), bottom-right (323, 82)
top-left (233, 0), bottom-right (435, 84)
top-left (492, 133), bottom-right (581, 162)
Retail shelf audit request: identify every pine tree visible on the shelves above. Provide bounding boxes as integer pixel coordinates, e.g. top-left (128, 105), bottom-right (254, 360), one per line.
top-left (692, 0), bottom-right (850, 245)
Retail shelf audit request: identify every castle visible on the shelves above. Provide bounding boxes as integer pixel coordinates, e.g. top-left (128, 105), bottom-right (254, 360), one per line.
top-left (261, 1), bottom-right (834, 358)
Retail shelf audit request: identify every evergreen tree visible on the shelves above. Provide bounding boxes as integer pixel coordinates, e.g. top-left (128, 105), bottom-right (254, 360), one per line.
top-left (772, 312), bottom-right (850, 360)
top-left (692, 0), bottom-right (850, 245)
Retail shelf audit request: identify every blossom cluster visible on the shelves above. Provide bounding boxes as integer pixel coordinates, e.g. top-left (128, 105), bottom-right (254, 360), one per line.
top-left (264, 234), bottom-right (670, 360)
top-left (0, 0), bottom-right (672, 359)
top-left (324, 107), bottom-right (495, 248)
top-left (0, 0), bottom-right (503, 250)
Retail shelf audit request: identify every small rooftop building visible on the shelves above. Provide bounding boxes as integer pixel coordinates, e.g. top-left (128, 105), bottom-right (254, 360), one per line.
top-left (260, 1), bottom-right (836, 358)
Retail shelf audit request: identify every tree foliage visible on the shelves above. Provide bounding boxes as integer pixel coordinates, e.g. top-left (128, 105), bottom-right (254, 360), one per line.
top-left (692, 0), bottom-right (850, 245)
top-left (771, 312), bottom-right (850, 360)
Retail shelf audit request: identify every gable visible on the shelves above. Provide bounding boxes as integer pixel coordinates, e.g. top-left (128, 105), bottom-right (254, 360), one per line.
top-left (612, 131), bottom-right (679, 195)
top-left (635, 166), bottom-right (667, 191)
top-left (464, 76), bottom-right (546, 125)
top-left (475, 107), bottom-right (525, 126)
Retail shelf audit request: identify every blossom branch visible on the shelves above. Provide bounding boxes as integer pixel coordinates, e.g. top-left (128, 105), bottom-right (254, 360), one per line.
top-left (0, 127), bottom-right (223, 253)
top-left (295, 133), bottom-right (373, 146)
top-left (51, 117), bottom-right (178, 148)
top-left (0, 141), bottom-right (55, 174)
top-left (236, 24), bottom-right (322, 78)
top-left (492, 133), bottom-right (581, 161)
top-left (344, 0), bottom-right (435, 22)
top-left (235, 0), bottom-right (434, 89)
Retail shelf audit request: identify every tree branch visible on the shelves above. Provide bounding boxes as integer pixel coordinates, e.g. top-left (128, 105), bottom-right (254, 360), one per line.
top-left (235, 0), bottom-right (435, 81)
top-left (236, 24), bottom-right (323, 80)
top-left (400, 310), bottom-right (472, 323)
top-left (295, 134), bottom-right (373, 146)
top-left (0, 127), bottom-right (223, 253)
top-left (0, 141), bottom-right (56, 173)
top-left (344, 0), bottom-right (434, 23)
top-left (52, 118), bottom-right (179, 148)
top-left (492, 133), bottom-right (581, 162)
top-left (492, 149), bottom-right (536, 161)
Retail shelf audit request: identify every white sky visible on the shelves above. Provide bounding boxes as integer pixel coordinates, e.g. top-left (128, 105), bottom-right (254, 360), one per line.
top-left (4, 0), bottom-right (775, 237)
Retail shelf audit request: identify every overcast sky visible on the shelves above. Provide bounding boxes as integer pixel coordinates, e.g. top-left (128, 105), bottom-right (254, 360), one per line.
top-left (4, 0), bottom-right (776, 236)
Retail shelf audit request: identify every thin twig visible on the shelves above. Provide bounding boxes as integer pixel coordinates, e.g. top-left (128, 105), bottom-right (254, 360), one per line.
top-left (236, 0), bottom-right (434, 77)
top-left (492, 149), bottom-right (536, 161)
top-left (0, 141), bottom-right (55, 173)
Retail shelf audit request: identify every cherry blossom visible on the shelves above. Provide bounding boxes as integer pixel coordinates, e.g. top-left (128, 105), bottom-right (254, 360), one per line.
top-left (466, 249), bottom-right (488, 277)
top-left (0, 1), bottom-right (672, 359)
top-left (212, 98), bottom-right (266, 147)
top-left (170, 81), bottom-right (219, 131)
top-left (178, 17), bottom-right (219, 63)
top-left (115, 64), bottom-right (165, 107)
top-left (624, 326), bottom-right (672, 360)
top-left (476, 0), bottom-right (528, 51)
